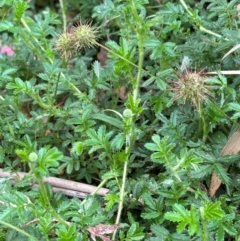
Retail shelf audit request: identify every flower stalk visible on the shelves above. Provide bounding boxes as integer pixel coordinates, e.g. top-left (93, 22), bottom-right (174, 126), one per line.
top-left (28, 153), bottom-right (69, 227)
top-left (112, 1), bottom-right (145, 239)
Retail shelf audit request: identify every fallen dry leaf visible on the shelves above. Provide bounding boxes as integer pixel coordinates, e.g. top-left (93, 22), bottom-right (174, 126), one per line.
top-left (115, 86), bottom-right (129, 100)
top-left (209, 129), bottom-right (240, 197)
top-left (88, 224), bottom-right (120, 241)
top-left (97, 41), bottom-right (108, 66)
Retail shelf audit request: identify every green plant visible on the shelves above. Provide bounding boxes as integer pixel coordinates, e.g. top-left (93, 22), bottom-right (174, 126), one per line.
top-left (1, 0), bottom-right (240, 240)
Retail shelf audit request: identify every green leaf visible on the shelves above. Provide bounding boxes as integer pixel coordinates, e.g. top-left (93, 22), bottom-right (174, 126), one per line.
top-left (156, 77), bottom-right (167, 91)
top-left (213, 163), bottom-right (231, 185)
top-left (37, 147), bottom-right (63, 176)
top-left (165, 204), bottom-right (189, 222)
top-left (15, 149), bottom-right (28, 162)
top-left (1, 68), bottom-right (17, 78)
top-left (141, 211), bottom-right (160, 219)
top-left (106, 40), bottom-right (121, 52)
top-left (110, 133), bottom-right (125, 151)
top-left (141, 76), bottom-right (156, 87)
top-left (152, 134), bottom-right (161, 146)
top-left (102, 170), bottom-right (120, 180)
top-left (144, 142), bottom-right (159, 152)
top-left (228, 102), bottom-right (240, 111)
top-left (93, 0), bottom-right (115, 19)
top-left (14, 0), bottom-right (28, 22)
top-left (164, 204), bottom-right (199, 235)
top-left (222, 222), bottom-right (237, 236)
top-left (231, 112), bottom-right (240, 119)
top-left (203, 201), bottom-right (225, 221)
top-left (104, 193), bottom-right (119, 211)
top-left (162, 42), bottom-right (176, 56)
top-left (188, 206), bottom-right (199, 235)
top-left (71, 142), bottom-right (83, 156)
top-left (92, 113), bottom-right (123, 129)
top-left (66, 161), bottom-right (73, 174)
top-left (0, 20), bottom-right (14, 32)
top-left (144, 39), bottom-right (161, 48)
top-left (145, 135), bottom-right (175, 164)
top-left (83, 196), bottom-right (100, 216)
top-left (141, 193), bottom-right (157, 210)
top-left (157, 68), bottom-right (173, 78)
top-left (126, 223), bottom-right (145, 240)
top-left (216, 226), bottom-right (224, 241)
top-left (6, 77), bottom-right (32, 94)
top-left (93, 60), bottom-right (101, 79)
top-left (150, 224), bottom-right (169, 240)
top-left (86, 128), bottom-right (99, 142)
top-left (120, 37), bottom-right (129, 55)
top-left (56, 224), bottom-right (78, 241)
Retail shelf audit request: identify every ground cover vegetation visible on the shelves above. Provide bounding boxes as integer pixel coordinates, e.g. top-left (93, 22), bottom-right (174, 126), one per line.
top-left (0, 0), bottom-right (240, 240)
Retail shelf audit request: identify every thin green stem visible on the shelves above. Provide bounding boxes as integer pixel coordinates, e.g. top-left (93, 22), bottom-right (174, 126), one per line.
top-left (95, 41), bottom-right (155, 80)
top-left (236, 235), bottom-right (240, 241)
top-left (208, 99), bottom-right (240, 128)
top-left (179, 0), bottom-right (193, 16)
top-left (198, 102), bottom-right (208, 143)
top-left (199, 26), bottom-right (223, 39)
top-left (165, 154), bottom-right (182, 182)
top-left (48, 207), bottom-right (69, 227)
top-left (179, 0), bottom-right (227, 40)
top-left (80, 179), bottom-right (108, 206)
top-left (54, 72), bottom-right (61, 103)
top-left (20, 31), bottom-right (45, 62)
top-left (37, 176), bottom-right (69, 227)
top-left (21, 18), bottom-right (47, 55)
top-left (130, 0), bottom-right (144, 104)
top-left (170, 158), bottom-right (197, 193)
top-left (113, 2), bottom-right (146, 240)
top-left (200, 207), bottom-right (209, 241)
top-left (21, 16), bottom-right (86, 101)
top-left (37, 176), bottom-right (50, 206)
top-left (95, 42), bottom-right (139, 70)
top-left (59, 0), bottom-right (67, 32)
top-left (113, 129), bottom-right (135, 241)
top-left (133, 36), bottom-right (144, 103)
top-left (30, 91), bottom-right (50, 109)
top-left (114, 155), bottom-right (129, 223)
top-left (0, 219), bottom-right (39, 241)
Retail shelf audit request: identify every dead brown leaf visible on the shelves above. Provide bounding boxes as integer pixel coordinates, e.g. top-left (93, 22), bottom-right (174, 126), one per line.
top-left (97, 41), bottom-right (108, 66)
top-left (209, 129), bottom-right (240, 197)
top-left (88, 224), bottom-right (120, 241)
top-left (115, 86), bottom-right (129, 100)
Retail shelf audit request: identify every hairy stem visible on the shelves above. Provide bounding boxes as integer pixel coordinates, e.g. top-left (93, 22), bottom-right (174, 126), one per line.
top-left (37, 176), bottom-right (69, 227)
top-left (80, 179), bottom-right (108, 206)
top-left (114, 153), bottom-right (129, 224)
top-left (179, 0), bottom-right (227, 39)
top-left (53, 72), bottom-right (61, 103)
top-left (200, 207), bottom-right (209, 241)
top-left (59, 0), bottom-right (67, 32)
top-left (113, 1), bottom-right (145, 239)
top-left (0, 220), bottom-right (39, 241)
top-left (198, 102), bottom-right (208, 143)
top-left (95, 42), bottom-right (139, 69)
top-left (130, 1), bottom-right (144, 104)
top-left (113, 126), bottom-right (135, 240)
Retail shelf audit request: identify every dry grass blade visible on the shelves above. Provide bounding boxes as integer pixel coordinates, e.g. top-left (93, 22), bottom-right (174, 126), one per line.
top-left (222, 44), bottom-right (240, 61)
top-left (209, 130), bottom-right (240, 197)
top-left (206, 70), bottom-right (240, 75)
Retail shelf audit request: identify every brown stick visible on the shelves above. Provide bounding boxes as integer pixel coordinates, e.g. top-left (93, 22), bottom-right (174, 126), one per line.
top-left (0, 169), bottom-right (109, 197)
